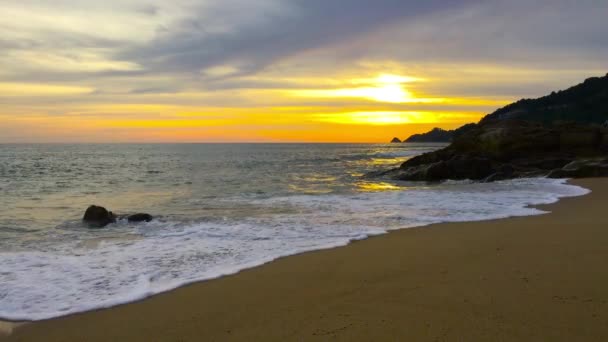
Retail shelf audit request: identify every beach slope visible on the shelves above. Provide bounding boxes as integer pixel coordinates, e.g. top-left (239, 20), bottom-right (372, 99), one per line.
top-left (6, 179), bottom-right (608, 341)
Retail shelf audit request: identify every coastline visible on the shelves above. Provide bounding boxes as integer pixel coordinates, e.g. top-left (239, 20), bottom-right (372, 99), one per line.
top-left (5, 178), bottom-right (608, 341)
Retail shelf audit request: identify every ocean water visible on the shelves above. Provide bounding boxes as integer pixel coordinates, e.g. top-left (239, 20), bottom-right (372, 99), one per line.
top-left (0, 143), bottom-right (590, 321)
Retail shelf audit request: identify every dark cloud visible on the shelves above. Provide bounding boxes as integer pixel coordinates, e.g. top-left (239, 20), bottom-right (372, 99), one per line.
top-left (122, 0), bottom-right (479, 74)
top-left (2, 0), bottom-right (606, 99)
top-left (102, 0), bottom-right (608, 97)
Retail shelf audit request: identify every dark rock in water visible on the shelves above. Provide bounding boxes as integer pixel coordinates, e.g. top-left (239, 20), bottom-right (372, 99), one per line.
top-left (392, 161), bottom-right (450, 181)
top-left (83, 206), bottom-right (153, 227)
top-left (127, 213), bottom-right (153, 223)
top-left (83, 205), bottom-right (116, 228)
top-left (390, 137), bottom-right (402, 143)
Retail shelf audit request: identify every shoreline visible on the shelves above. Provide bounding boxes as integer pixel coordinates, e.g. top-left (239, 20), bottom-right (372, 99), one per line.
top-left (5, 178), bottom-right (608, 341)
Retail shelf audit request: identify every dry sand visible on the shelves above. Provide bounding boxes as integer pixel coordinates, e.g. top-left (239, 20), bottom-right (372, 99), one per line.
top-left (4, 178), bottom-right (608, 341)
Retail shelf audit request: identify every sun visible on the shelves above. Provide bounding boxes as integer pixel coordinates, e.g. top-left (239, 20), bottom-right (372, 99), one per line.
top-left (290, 73), bottom-right (417, 103)
top-left (361, 83), bottom-right (412, 103)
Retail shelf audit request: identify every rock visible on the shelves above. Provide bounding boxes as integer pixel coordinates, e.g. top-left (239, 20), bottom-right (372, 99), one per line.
top-left (498, 164), bottom-right (516, 177)
top-left (394, 155), bottom-right (494, 181)
top-left (600, 128), bottom-right (608, 151)
top-left (395, 161), bottom-right (451, 181)
top-left (425, 161), bottom-right (451, 180)
top-left (548, 158), bottom-right (608, 178)
top-left (483, 164), bottom-right (516, 182)
top-left (445, 155), bottom-right (495, 180)
top-left (128, 213), bottom-right (153, 223)
top-left (559, 126), bottom-right (601, 150)
top-left (512, 156), bottom-right (573, 170)
top-left (83, 205), bottom-right (116, 228)
top-left (483, 172), bottom-right (508, 183)
top-left (390, 137), bottom-right (402, 143)
top-left (472, 121), bottom-right (561, 160)
top-left (386, 119), bottom-right (606, 183)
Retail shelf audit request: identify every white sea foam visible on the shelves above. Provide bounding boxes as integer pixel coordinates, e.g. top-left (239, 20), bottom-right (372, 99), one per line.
top-left (0, 178), bottom-right (589, 321)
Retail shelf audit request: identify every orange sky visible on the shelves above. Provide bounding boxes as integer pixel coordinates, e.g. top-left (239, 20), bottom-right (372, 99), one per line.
top-left (1, 1), bottom-right (606, 143)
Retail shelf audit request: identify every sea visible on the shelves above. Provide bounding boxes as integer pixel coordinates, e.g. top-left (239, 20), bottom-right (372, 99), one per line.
top-left (0, 143), bottom-right (590, 321)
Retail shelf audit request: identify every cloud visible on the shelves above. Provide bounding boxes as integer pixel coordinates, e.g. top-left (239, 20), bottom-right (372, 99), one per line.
top-left (2, 0), bottom-right (606, 86)
top-left (121, 0), bottom-right (480, 74)
top-left (1, 0), bottom-right (607, 142)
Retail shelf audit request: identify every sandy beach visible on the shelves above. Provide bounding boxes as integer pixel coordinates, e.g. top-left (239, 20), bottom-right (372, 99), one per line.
top-left (4, 178), bottom-right (608, 341)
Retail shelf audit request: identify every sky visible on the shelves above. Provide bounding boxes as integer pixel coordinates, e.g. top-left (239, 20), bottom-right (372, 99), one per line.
top-left (1, 0), bottom-right (607, 143)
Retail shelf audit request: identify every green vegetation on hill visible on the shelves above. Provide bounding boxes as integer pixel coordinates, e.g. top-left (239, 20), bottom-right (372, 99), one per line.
top-left (403, 74), bottom-right (608, 143)
top-left (481, 74), bottom-right (608, 124)
top-left (404, 123), bottom-right (477, 142)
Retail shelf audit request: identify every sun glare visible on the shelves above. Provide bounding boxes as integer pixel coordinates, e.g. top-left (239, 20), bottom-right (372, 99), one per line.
top-left (291, 73), bottom-right (422, 103)
top-left (314, 111), bottom-right (439, 125)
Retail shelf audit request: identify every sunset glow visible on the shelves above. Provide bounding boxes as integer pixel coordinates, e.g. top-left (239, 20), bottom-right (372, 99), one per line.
top-left (1, 1), bottom-right (606, 143)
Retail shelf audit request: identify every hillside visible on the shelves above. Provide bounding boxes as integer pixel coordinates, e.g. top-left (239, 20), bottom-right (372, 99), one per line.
top-left (380, 73), bottom-right (608, 182)
top-left (401, 74), bottom-right (608, 143)
top-left (405, 124), bottom-right (477, 143)
top-left (481, 74), bottom-right (608, 124)
top-left (404, 128), bottom-right (451, 142)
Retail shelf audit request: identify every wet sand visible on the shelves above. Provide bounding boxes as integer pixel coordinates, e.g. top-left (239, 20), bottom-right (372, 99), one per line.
top-left (5, 179), bottom-right (608, 341)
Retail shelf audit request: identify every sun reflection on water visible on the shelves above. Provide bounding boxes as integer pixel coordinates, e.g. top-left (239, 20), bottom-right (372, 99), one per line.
top-left (356, 181), bottom-right (403, 192)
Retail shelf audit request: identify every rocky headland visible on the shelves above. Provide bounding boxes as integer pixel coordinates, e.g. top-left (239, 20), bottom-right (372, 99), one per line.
top-left (381, 74), bottom-right (608, 182)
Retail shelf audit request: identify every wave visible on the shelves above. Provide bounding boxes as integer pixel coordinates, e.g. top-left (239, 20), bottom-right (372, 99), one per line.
top-left (0, 178), bottom-right (589, 321)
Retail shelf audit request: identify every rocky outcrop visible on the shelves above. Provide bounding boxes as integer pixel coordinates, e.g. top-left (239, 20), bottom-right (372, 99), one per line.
top-left (83, 205), bottom-right (117, 228)
top-left (548, 158), bottom-right (608, 178)
top-left (82, 205), bottom-right (153, 228)
top-left (381, 120), bottom-right (607, 182)
top-left (390, 137), bottom-right (402, 143)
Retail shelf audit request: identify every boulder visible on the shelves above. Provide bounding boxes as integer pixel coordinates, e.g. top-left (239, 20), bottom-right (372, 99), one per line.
top-left (83, 205), bottom-right (116, 228)
top-left (394, 155), bottom-right (494, 181)
top-left (394, 161), bottom-right (451, 181)
top-left (511, 156), bottom-right (573, 170)
top-left (548, 158), bottom-right (608, 178)
top-left (128, 213), bottom-right (153, 223)
top-left (483, 164), bottom-right (517, 182)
